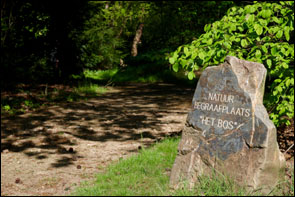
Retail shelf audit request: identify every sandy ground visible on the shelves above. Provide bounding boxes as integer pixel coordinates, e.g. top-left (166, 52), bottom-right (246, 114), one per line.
top-left (1, 83), bottom-right (194, 196)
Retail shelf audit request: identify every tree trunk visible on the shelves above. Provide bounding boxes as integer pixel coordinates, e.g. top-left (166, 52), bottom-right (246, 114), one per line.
top-left (131, 23), bottom-right (144, 57)
top-left (105, 1), bottom-right (109, 9)
top-left (1, 0), bottom-right (15, 46)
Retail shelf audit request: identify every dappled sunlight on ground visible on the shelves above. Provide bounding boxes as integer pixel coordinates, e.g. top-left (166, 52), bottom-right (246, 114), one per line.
top-left (1, 83), bottom-right (194, 196)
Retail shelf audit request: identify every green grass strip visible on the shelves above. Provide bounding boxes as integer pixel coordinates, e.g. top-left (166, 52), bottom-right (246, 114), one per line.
top-left (71, 137), bottom-right (294, 196)
top-left (72, 138), bottom-right (178, 196)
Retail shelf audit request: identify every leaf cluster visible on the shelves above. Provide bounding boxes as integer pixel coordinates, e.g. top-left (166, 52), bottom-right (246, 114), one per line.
top-left (168, 1), bottom-right (294, 126)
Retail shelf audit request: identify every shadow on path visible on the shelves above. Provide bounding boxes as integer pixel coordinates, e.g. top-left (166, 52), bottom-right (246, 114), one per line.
top-left (1, 83), bottom-right (195, 168)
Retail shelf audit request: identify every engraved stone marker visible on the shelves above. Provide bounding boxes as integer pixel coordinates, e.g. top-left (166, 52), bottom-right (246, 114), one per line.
top-left (169, 56), bottom-right (285, 193)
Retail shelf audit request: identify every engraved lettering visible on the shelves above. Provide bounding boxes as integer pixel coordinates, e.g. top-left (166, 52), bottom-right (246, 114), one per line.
top-left (208, 93), bottom-right (235, 103)
top-left (230, 107), bottom-right (236, 115)
top-left (245, 109), bottom-right (250, 117)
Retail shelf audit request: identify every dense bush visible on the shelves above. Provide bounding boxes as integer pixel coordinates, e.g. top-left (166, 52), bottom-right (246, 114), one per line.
top-left (168, 1), bottom-right (294, 127)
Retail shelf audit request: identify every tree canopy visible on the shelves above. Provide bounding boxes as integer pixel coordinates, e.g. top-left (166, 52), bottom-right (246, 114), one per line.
top-left (1, 1), bottom-right (238, 84)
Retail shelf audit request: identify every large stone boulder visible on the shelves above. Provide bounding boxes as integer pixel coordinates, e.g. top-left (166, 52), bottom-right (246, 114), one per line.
top-left (169, 56), bottom-right (285, 194)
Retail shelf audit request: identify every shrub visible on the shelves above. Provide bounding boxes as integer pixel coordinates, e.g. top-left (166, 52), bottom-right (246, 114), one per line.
top-left (168, 1), bottom-right (294, 127)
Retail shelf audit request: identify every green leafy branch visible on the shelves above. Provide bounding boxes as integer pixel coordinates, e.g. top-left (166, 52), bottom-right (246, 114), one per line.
top-left (168, 1), bottom-right (294, 127)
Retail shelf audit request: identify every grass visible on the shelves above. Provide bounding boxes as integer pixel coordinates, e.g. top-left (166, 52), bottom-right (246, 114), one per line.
top-left (71, 137), bottom-right (294, 196)
top-left (73, 82), bottom-right (107, 96)
top-left (72, 137), bottom-right (178, 196)
top-left (82, 60), bottom-right (197, 86)
top-left (48, 82), bottom-right (107, 103)
top-left (83, 68), bottom-right (119, 81)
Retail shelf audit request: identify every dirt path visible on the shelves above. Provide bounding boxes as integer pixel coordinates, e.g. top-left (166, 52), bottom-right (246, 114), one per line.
top-left (1, 83), bottom-right (195, 196)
